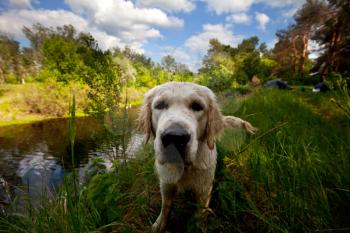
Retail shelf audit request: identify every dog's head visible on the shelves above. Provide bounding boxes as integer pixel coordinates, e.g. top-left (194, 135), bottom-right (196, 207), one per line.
top-left (139, 82), bottom-right (256, 183)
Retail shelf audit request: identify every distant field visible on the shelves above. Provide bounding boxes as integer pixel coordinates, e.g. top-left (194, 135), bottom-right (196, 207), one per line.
top-left (1, 88), bottom-right (349, 232)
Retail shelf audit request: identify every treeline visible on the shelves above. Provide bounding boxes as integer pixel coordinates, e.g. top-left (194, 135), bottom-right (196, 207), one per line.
top-left (272, 0), bottom-right (350, 80)
top-left (197, 37), bottom-right (275, 92)
top-left (0, 24), bottom-right (193, 112)
top-left (197, 0), bottom-right (350, 91)
top-left (0, 0), bottom-right (349, 113)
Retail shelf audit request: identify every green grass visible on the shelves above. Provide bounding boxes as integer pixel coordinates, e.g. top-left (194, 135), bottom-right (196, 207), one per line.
top-left (220, 89), bottom-right (350, 232)
top-left (1, 89), bottom-right (349, 232)
top-left (0, 82), bottom-right (89, 126)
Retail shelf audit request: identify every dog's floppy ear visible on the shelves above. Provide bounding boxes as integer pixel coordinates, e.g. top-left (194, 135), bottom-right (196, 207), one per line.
top-left (205, 96), bottom-right (225, 150)
top-left (138, 91), bottom-right (153, 143)
top-left (223, 116), bottom-right (257, 134)
top-left (204, 93), bottom-right (257, 149)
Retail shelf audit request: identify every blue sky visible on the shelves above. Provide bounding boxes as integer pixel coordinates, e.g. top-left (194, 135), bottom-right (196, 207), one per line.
top-left (0, 0), bottom-right (306, 70)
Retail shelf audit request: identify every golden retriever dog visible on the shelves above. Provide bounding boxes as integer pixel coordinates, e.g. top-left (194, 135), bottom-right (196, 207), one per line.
top-left (139, 82), bottom-right (256, 232)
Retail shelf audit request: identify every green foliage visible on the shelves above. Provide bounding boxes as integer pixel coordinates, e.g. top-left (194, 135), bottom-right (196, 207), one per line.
top-left (85, 144), bottom-right (158, 230)
top-left (15, 80), bottom-right (89, 116)
top-left (201, 65), bottom-right (234, 92)
top-left (42, 36), bottom-right (85, 83)
top-left (40, 30), bottom-right (120, 113)
top-left (0, 177), bottom-right (102, 233)
top-left (199, 37), bottom-right (276, 92)
top-left (221, 90), bottom-right (350, 232)
top-left (325, 72), bottom-right (343, 90)
top-left (0, 34), bottom-right (33, 83)
top-left (1, 24), bottom-right (197, 116)
top-left (257, 57), bottom-right (278, 81)
top-left (134, 63), bottom-right (156, 88)
top-left (4, 73), bottom-right (17, 84)
top-left (331, 77), bottom-right (350, 119)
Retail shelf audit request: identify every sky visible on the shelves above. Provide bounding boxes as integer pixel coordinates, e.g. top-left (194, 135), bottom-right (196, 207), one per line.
top-left (0, 0), bottom-right (307, 71)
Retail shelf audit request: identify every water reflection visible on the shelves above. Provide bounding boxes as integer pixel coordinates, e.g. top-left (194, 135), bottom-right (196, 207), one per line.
top-left (0, 109), bottom-right (142, 207)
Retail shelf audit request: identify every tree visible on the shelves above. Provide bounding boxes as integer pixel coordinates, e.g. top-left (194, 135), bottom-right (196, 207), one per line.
top-left (294, 0), bottom-right (328, 78)
top-left (313, 0), bottom-right (350, 76)
top-left (272, 27), bottom-right (302, 78)
top-left (161, 55), bottom-right (177, 73)
top-left (199, 36), bottom-right (275, 91)
top-left (22, 23), bottom-right (52, 65)
top-left (236, 36), bottom-right (259, 54)
top-left (0, 34), bottom-right (22, 83)
top-left (272, 0), bottom-right (350, 79)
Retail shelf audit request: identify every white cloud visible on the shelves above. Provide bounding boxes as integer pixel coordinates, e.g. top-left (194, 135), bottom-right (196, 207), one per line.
top-left (203, 0), bottom-right (254, 14)
top-left (0, 0), bottom-right (184, 52)
top-left (64, 0), bottom-right (183, 48)
top-left (180, 24), bottom-right (243, 71)
top-left (0, 9), bottom-right (132, 51)
top-left (308, 40), bottom-right (321, 59)
top-left (136, 0), bottom-right (195, 12)
top-left (255, 12), bottom-right (270, 31)
top-left (267, 38), bottom-right (277, 49)
top-left (226, 13), bottom-right (251, 24)
top-left (65, 0), bottom-right (183, 30)
top-left (202, 0), bottom-right (305, 15)
top-left (185, 24), bottom-right (243, 53)
top-left (0, 9), bottom-right (88, 38)
top-left (159, 24), bottom-right (245, 72)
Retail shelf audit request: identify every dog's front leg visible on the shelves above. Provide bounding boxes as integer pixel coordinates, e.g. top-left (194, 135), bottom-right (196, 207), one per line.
top-left (152, 183), bottom-right (177, 232)
top-left (195, 184), bottom-right (214, 233)
top-left (197, 184), bottom-right (213, 215)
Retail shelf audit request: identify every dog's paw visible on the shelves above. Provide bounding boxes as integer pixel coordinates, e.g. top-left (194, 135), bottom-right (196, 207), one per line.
top-left (194, 207), bottom-right (215, 233)
top-left (151, 217), bottom-right (166, 233)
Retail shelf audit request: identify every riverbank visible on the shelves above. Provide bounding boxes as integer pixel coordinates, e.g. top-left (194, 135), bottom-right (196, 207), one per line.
top-left (0, 82), bottom-right (90, 126)
top-left (0, 83), bottom-right (146, 127)
top-left (1, 89), bottom-right (350, 232)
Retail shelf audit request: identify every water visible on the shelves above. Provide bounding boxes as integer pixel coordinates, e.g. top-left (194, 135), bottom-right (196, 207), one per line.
top-left (0, 109), bottom-right (143, 207)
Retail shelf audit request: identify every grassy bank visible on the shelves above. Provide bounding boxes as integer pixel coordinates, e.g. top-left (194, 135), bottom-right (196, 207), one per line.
top-left (0, 82), bottom-right (147, 127)
top-left (0, 82), bottom-right (90, 126)
top-left (1, 89), bottom-right (350, 232)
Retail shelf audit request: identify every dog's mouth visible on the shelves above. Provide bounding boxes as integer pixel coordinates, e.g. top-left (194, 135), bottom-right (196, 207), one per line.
top-left (157, 143), bottom-right (192, 165)
top-left (157, 126), bottom-right (193, 165)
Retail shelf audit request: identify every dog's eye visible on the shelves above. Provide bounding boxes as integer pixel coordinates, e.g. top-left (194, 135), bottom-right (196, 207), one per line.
top-left (190, 101), bottom-right (203, 111)
top-left (155, 101), bottom-right (168, 110)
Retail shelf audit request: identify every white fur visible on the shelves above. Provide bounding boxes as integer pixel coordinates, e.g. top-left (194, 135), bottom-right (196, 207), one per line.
top-left (138, 82), bottom-right (257, 232)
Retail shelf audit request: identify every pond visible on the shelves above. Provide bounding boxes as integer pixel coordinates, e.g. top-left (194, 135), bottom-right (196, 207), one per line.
top-left (0, 109), bottom-right (143, 208)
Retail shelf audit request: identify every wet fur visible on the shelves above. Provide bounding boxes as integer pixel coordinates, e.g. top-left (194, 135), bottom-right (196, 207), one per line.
top-left (138, 82), bottom-right (256, 232)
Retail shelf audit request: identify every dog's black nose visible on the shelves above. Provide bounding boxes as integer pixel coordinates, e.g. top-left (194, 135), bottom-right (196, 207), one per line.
top-left (161, 127), bottom-right (191, 151)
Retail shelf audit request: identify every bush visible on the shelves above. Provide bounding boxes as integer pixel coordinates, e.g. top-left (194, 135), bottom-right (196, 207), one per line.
top-left (326, 72), bottom-right (343, 90)
top-left (16, 80), bottom-right (89, 116)
top-left (4, 73), bottom-right (18, 84)
top-left (201, 65), bottom-right (234, 92)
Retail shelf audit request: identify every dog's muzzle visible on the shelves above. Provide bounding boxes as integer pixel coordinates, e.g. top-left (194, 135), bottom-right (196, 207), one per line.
top-left (160, 126), bottom-right (190, 162)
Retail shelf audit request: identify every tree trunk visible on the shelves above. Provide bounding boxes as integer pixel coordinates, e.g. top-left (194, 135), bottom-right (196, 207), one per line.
top-left (291, 37), bottom-right (298, 76)
top-left (299, 33), bottom-right (309, 79)
top-left (323, 16), bottom-right (342, 76)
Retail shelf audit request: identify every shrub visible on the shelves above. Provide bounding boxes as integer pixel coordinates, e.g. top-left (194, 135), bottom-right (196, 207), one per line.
top-left (15, 80), bottom-right (89, 116)
top-left (4, 73), bottom-right (18, 84)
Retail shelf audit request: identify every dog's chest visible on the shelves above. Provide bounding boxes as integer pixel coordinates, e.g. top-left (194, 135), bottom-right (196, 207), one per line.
top-left (177, 165), bottom-right (216, 194)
